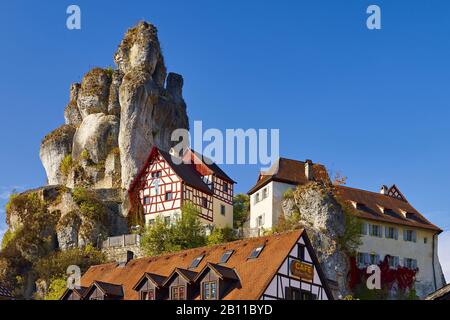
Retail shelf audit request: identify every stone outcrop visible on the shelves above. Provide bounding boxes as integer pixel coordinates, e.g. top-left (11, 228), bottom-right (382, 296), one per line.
top-left (40, 125), bottom-right (76, 185)
top-left (77, 68), bottom-right (112, 118)
top-left (39, 20), bottom-right (189, 192)
top-left (282, 183), bottom-right (351, 299)
top-left (117, 22), bottom-right (189, 189)
top-left (72, 113), bottom-right (119, 164)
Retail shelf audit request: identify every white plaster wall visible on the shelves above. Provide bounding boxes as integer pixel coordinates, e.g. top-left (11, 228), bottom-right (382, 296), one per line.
top-left (249, 181), bottom-right (295, 230)
top-left (358, 220), bottom-right (444, 297)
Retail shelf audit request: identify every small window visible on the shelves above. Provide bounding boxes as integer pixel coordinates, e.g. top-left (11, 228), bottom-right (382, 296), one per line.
top-left (262, 187), bottom-right (268, 199)
top-left (190, 255), bottom-right (204, 269)
top-left (404, 258), bottom-right (417, 270)
top-left (202, 281), bottom-right (218, 300)
top-left (254, 193), bottom-right (260, 204)
top-left (248, 245), bottom-right (265, 259)
top-left (285, 287), bottom-right (317, 300)
top-left (223, 183), bottom-right (228, 193)
top-left (151, 171), bottom-right (162, 178)
top-left (220, 204), bottom-right (226, 216)
top-left (165, 192), bottom-right (173, 201)
top-left (298, 244), bottom-right (305, 261)
top-left (171, 286), bottom-right (186, 300)
top-left (148, 219), bottom-right (155, 225)
top-left (387, 256), bottom-right (400, 269)
top-left (385, 226), bottom-right (398, 240)
top-left (424, 237), bottom-right (428, 244)
top-left (143, 196), bottom-right (151, 205)
top-left (164, 216), bottom-right (171, 225)
top-left (369, 224), bottom-right (382, 238)
top-left (141, 289), bottom-right (155, 300)
top-left (369, 253), bottom-right (380, 265)
top-left (404, 230), bottom-right (417, 242)
top-left (220, 250), bottom-right (234, 264)
top-left (202, 197), bottom-right (208, 208)
top-left (256, 215), bottom-right (263, 227)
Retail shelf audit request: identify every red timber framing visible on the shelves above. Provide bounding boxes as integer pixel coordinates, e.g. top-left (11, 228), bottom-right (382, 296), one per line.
top-left (129, 147), bottom-right (234, 224)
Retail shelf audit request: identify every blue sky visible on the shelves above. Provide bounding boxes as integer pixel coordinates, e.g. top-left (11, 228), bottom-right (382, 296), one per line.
top-left (0, 1), bottom-right (449, 278)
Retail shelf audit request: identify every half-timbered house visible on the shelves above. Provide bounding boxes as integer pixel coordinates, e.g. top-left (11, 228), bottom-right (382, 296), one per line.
top-left (66, 229), bottom-right (333, 300)
top-left (129, 147), bottom-right (235, 228)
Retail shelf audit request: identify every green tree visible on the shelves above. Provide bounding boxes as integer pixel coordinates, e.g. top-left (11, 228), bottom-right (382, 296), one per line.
top-left (233, 194), bottom-right (250, 228)
top-left (44, 278), bottom-right (67, 300)
top-left (140, 203), bottom-right (207, 256)
top-left (207, 227), bottom-right (237, 245)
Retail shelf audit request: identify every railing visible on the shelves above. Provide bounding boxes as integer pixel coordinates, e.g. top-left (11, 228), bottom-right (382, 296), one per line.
top-left (236, 227), bottom-right (265, 239)
top-left (102, 234), bottom-right (141, 249)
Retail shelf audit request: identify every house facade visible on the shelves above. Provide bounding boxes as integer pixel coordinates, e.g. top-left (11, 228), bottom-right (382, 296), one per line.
top-left (128, 147), bottom-right (234, 228)
top-left (61, 230), bottom-right (333, 300)
top-left (247, 157), bottom-right (446, 298)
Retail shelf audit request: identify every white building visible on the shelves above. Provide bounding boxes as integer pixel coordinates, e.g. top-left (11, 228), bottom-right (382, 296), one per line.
top-left (247, 157), bottom-right (446, 298)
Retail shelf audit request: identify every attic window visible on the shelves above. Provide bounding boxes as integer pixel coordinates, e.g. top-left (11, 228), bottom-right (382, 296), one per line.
top-left (190, 255), bottom-right (204, 269)
top-left (248, 245), bottom-right (265, 259)
top-left (220, 250), bottom-right (234, 264)
top-left (151, 171), bottom-right (162, 178)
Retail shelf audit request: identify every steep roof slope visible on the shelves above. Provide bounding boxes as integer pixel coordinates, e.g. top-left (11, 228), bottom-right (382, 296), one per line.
top-left (81, 230), bottom-right (306, 300)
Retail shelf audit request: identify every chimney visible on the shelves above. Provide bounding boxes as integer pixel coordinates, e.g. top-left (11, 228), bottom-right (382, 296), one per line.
top-left (380, 185), bottom-right (388, 195)
top-left (305, 160), bottom-right (314, 181)
top-left (118, 250), bottom-right (134, 267)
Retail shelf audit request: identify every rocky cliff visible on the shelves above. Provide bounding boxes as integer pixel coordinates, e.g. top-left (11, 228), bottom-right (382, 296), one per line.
top-left (41, 21), bottom-right (189, 191)
top-left (1, 21), bottom-right (189, 298)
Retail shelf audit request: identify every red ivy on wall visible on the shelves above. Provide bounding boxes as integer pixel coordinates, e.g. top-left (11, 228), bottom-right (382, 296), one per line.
top-left (348, 256), bottom-right (417, 291)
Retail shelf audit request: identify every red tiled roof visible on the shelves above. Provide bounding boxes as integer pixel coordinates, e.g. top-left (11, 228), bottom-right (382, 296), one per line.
top-left (335, 185), bottom-right (442, 233)
top-left (248, 158), bottom-right (330, 194)
top-left (80, 230), bottom-right (316, 300)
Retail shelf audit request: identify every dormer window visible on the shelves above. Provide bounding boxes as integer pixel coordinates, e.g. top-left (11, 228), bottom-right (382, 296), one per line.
top-left (171, 286), bottom-right (186, 300)
top-left (141, 289), bottom-right (155, 300)
top-left (248, 245), bottom-right (265, 259)
top-left (202, 281), bottom-right (218, 300)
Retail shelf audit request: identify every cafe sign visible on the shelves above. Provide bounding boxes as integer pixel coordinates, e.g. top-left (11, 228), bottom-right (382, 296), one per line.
top-left (290, 260), bottom-right (314, 282)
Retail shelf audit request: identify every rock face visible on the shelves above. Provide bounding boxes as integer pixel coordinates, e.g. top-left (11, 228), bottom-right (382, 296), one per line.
top-left (72, 113), bottom-right (119, 164)
top-left (116, 22), bottom-right (189, 189)
top-left (282, 183), bottom-right (351, 299)
top-left (39, 20), bottom-right (189, 192)
top-left (40, 125), bottom-right (76, 185)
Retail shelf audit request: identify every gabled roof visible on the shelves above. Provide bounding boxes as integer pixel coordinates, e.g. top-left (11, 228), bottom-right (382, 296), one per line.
top-left (162, 268), bottom-right (198, 286)
top-left (335, 185), bottom-right (441, 232)
top-left (187, 149), bottom-right (236, 183)
top-left (248, 157), bottom-right (330, 194)
top-left (158, 149), bottom-right (212, 194)
top-left (194, 263), bottom-right (240, 282)
top-left (425, 284), bottom-right (450, 300)
top-left (86, 281), bottom-right (124, 298)
top-left (132, 273), bottom-right (166, 290)
top-left (79, 229), bottom-right (330, 300)
top-left (60, 286), bottom-right (88, 300)
top-left (0, 285), bottom-right (13, 299)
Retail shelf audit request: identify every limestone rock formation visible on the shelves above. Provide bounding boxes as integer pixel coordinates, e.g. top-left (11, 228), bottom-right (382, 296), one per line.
top-left (40, 125), bottom-right (76, 185)
top-left (77, 68), bottom-right (112, 118)
top-left (39, 20), bottom-right (189, 191)
top-left (282, 183), bottom-right (351, 299)
top-left (72, 113), bottom-right (119, 164)
top-left (117, 22), bottom-right (189, 189)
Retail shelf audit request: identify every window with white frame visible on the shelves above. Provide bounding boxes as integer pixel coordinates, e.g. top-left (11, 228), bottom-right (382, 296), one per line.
top-left (256, 215), bottom-right (263, 227)
top-left (385, 226), bottom-right (398, 240)
top-left (387, 256), bottom-right (400, 268)
top-left (369, 224), bottom-right (383, 237)
top-left (403, 229), bottom-right (417, 242)
top-left (262, 187), bottom-right (268, 199)
top-left (403, 258), bottom-right (417, 269)
top-left (254, 192), bottom-right (260, 204)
